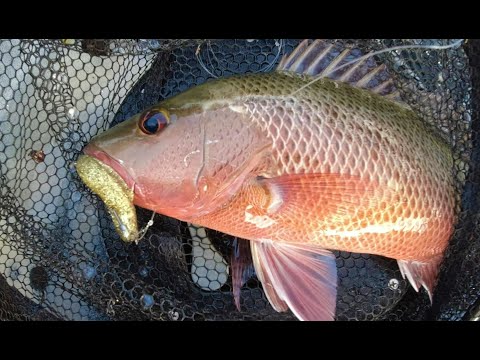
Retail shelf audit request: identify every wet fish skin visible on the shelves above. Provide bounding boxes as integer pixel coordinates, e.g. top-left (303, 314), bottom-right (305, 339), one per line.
top-left (104, 71), bottom-right (453, 261)
top-left (81, 41), bottom-right (456, 320)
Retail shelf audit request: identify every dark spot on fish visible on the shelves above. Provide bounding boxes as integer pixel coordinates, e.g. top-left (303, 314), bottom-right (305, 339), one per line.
top-left (302, 155), bottom-right (311, 168)
top-left (344, 132), bottom-right (353, 144)
top-left (393, 169), bottom-right (401, 181)
top-left (293, 152), bottom-right (301, 164)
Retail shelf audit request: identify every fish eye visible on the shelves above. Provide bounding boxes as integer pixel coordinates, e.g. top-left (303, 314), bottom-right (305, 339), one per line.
top-left (139, 109), bottom-right (169, 135)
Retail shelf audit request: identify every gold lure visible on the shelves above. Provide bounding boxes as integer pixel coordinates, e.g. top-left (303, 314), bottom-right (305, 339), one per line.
top-left (76, 155), bottom-right (138, 242)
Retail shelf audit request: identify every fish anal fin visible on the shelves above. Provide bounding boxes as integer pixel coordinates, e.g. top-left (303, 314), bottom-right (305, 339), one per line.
top-left (251, 240), bottom-right (337, 321)
top-left (397, 254), bottom-right (444, 304)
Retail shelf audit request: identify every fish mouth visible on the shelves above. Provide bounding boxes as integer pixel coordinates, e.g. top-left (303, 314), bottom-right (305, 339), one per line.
top-left (83, 143), bottom-right (136, 192)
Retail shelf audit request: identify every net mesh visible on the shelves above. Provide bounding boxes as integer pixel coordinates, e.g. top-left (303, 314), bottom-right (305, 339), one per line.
top-left (0, 38), bottom-right (477, 321)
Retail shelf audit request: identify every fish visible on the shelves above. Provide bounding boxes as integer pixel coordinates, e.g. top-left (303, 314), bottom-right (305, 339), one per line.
top-left (76, 39), bottom-right (457, 321)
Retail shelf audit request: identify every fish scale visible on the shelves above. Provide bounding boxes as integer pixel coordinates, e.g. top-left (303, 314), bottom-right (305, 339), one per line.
top-left (178, 71), bottom-right (454, 255)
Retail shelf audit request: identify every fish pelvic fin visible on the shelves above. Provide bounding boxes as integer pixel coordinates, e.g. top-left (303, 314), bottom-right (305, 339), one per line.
top-left (397, 254), bottom-right (444, 304)
top-left (251, 240), bottom-right (337, 321)
top-left (231, 238), bottom-right (255, 311)
top-left (277, 39), bottom-right (401, 101)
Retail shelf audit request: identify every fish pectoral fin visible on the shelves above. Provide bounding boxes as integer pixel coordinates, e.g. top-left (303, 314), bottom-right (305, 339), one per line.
top-left (259, 173), bottom-right (392, 218)
top-left (251, 240), bottom-right (337, 321)
top-left (397, 254), bottom-right (444, 304)
top-left (231, 238), bottom-right (255, 311)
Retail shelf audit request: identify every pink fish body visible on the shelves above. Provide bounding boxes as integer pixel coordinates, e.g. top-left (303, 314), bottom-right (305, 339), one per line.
top-left (82, 40), bottom-right (456, 320)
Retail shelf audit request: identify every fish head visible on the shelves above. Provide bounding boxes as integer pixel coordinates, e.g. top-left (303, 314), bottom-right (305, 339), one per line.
top-left (83, 81), bottom-right (271, 221)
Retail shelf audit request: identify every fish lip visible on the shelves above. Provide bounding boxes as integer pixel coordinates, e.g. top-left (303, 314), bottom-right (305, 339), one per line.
top-left (83, 143), bottom-right (136, 193)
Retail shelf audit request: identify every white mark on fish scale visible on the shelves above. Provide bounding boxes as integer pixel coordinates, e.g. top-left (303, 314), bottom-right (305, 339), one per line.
top-left (228, 104), bottom-right (247, 114)
top-left (197, 99), bottom-right (237, 112)
top-left (387, 178), bottom-right (400, 190)
top-left (183, 149), bottom-right (200, 167)
top-left (201, 101), bottom-right (217, 111)
top-left (245, 211), bottom-right (276, 229)
top-left (206, 139), bottom-right (219, 145)
top-left (261, 181), bottom-right (284, 214)
top-left (203, 184), bottom-right (208, 192)
top-left (318, 217), bottom-right (428, 237)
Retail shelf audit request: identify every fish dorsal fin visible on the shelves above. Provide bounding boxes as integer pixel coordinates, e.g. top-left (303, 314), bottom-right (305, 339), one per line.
top-left (277, 39), bottom-right (401, 101)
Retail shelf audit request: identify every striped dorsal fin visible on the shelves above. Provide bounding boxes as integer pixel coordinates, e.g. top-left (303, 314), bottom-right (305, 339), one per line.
top-left (277, 39), bottom-right (401, 101)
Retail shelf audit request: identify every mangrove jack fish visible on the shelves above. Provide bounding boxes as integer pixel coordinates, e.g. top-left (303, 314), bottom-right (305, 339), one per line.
top-left (77, 40), bottom-right (456, 320)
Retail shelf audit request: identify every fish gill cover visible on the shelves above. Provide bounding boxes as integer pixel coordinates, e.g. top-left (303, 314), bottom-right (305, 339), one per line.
top-left (0, 39), bottom-right (477, 321)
